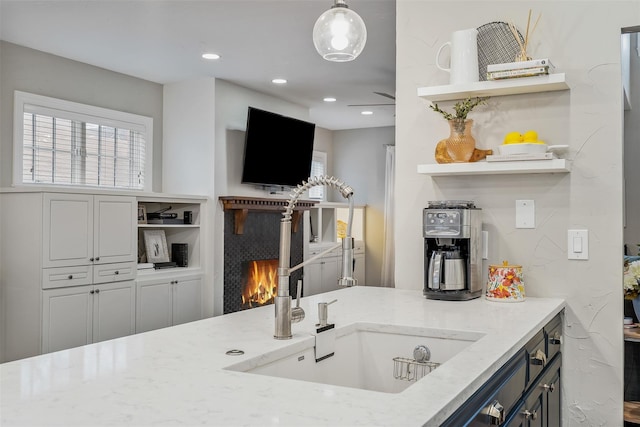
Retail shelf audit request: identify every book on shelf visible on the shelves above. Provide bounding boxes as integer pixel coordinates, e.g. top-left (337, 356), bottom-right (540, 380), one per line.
top-left (137, 262), bottom-right (155, 270)
top-left (146, 218), bottom-right (185, 225)
top-left (487, 66), bottom-right (551, 80)
top-left (486, 152), bottom-right (556, 162)
top-left (154, 261), bottom-right (177, 269)
top-left (487, 58), bottom-right (555, 73)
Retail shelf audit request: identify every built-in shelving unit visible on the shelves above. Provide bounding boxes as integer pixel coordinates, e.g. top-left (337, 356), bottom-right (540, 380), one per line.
top-left (137, 194), bottom-right (206, 273)
top-left (417, 73), bottom-right (568, 102)
top-left (417, 159), bottom-right (570, 176)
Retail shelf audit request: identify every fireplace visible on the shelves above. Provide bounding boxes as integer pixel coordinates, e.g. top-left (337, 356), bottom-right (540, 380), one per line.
top-left (241, 259), bottom-right (278, 309)
top-left (221, 197), bottom-right (315, 314)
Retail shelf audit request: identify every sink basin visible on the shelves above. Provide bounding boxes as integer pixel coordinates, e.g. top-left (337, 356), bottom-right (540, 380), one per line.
top-left (225, 322), bottom-right (484, 393)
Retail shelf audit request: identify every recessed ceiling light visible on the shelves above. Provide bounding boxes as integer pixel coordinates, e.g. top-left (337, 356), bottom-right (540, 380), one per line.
top-left (202, 53), bottom-right (220, 60)
top-left (323, 97), bottom-right (337, 102)
top-left (272, 78), bottom-right (287, 84)
top-left (361, 111), bottom-right (373, 115)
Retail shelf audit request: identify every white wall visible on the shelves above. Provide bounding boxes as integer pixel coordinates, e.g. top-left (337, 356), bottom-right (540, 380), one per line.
top-left (396, 1), bottom-right (639, 425)
top-left (625, 31), bottom-right (640, 255)
top-left (163, 78), bottom-right (217, 316)
top-left (333, 127), bottom-right (395, 287)
top-left (0, 42), bottom-right (164, 191)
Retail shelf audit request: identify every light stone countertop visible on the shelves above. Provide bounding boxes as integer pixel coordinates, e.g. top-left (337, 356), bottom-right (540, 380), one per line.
top-left (0, 286), bottom-right (565, 426)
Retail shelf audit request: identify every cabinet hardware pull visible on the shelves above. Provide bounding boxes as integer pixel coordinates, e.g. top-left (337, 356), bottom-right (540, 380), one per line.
top-left (481, 400), bottom-right (504, 425)
top-left (68, 275), bottom-right (73, 279)
top-left (550, 332), bottom-right (561, 345)
top-left (543, 382), bottom-right (556, 392)
top-left (523, 409), bottom-right (538, 420)
top-left (530, 349), bottom-right (547, 366)
top-left (90, 257), bottom-right (94, 262)
top-left (90, 290), bottom-right (94, 294)
top-left (115, 271), bottom-right (119, 275)
top-left (95, 289), bottom-right (100, 294)
top-left (95, 257), bottom-right (100, 261)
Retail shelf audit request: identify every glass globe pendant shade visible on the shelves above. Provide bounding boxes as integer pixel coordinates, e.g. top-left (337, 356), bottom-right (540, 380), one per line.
top-left (312, 1), bottom-right (367, 62)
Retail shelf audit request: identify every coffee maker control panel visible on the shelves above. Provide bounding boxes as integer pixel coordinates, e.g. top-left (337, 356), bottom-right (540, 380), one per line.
top-left (424, 209), bottom-right (463, 236)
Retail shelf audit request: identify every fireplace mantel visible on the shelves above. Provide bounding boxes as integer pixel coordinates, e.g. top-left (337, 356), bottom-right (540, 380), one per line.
top-left (219, 196), bottom-right (317, 234)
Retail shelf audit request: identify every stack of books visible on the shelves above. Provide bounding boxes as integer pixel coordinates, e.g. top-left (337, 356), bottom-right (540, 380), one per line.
top-left (146, 211), bottom-right (183, 224)
top-left (486, 152), bottom-right (556, 162)
top-left (487, 58), bottom-right (555, 81)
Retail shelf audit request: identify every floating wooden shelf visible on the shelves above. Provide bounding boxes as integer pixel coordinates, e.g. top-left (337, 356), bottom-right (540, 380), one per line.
top-left (417, 74), bottom-right (569, 102)
top-left (219, 196), bottom-right (317, 235)
top-left (625, 401), bottom-right (640, 424)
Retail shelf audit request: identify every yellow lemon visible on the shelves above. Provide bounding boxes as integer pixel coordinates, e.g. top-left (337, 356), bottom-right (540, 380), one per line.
top-left (523, 130), bottom-right (538, 143)
top-left (503, 132), bottom-right (523, 145)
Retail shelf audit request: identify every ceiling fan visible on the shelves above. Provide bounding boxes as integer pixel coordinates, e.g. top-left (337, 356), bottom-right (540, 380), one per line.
top-left (348, 91), bottom-right (395, 107)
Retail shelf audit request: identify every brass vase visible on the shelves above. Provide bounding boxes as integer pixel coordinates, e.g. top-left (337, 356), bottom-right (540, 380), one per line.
top-left (444, 118), bottom-right (476, 162)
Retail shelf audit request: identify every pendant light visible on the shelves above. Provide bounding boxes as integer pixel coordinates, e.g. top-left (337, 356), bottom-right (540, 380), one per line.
top-left (312, 0), bottom-right (367, 62)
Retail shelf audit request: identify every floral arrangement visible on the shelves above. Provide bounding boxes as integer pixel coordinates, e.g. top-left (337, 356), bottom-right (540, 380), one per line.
top-left (429, 97), bottom-right (489, 121)
top-left (624, 256), bottom-right (640, 300)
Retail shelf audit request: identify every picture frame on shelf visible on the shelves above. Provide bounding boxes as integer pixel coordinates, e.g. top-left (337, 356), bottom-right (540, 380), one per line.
top-left (143, 230), bottom-right (170, 263)
top-left (138, 205), bottom-right (147, 224)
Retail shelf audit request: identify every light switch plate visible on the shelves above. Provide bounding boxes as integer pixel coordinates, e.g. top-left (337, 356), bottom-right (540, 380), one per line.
top-left (516, 200), bottom-right (535, 229)
top-left (568, 229), bottom-right (589, 260)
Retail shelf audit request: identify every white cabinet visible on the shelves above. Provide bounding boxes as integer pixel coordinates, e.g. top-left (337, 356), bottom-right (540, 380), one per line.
top-left (43, 193), bottom-right (137, 267)
top-left (303, 203), bottom-right (367, 294)
top-left (42, 280), bottom-right (135, 353)
top-left (304, 241), bottom-right (365, 297)
top-left (0, 191), bottom-right (137, 362)
top-left (354, 251), bottom-right (365, 285)
top-left (136, 273), bottom-right (202, 333)
top-left (304, 252), bottom-right (340, 297)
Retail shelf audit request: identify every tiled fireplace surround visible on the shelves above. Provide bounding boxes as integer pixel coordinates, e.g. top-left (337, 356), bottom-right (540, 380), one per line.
top-left (221, 197), bottom-right (315, 314)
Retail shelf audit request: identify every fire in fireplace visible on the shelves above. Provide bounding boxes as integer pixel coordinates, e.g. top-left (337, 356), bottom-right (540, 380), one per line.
top-left (241, 259), bottom-right (279, 309)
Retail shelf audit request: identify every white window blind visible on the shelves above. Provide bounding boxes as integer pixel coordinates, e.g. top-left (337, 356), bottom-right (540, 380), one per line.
top-left (308, 151), bottom-right (327, 200)
top-left (14, 91), bottom-right (153, 191)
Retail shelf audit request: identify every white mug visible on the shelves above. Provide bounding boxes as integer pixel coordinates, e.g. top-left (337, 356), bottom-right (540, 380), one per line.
top-left (436, 28), bottom-right (479, 85)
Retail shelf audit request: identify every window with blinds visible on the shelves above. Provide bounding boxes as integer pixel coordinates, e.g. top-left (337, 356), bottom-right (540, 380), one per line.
top-left (308, 151), bottom-right (327, 200)
top-left (14, 91), bottom-right (153, 191)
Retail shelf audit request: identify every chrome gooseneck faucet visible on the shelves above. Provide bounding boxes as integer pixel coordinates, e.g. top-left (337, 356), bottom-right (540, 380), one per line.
top-left (274, 175), bottom-right (357, 340)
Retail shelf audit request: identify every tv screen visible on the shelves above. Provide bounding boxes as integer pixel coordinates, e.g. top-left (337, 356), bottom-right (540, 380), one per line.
top-left (241, 107), bottom-right (315, 188)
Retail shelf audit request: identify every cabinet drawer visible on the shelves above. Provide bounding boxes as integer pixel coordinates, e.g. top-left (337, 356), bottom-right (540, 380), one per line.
top-left (93, 261), bottom-right (137, 284)
top-left (544, 314), bottom-right (562, 361)
top-left (525, 330), bottom-right (546, 387)
top-left (42, 265), bottom-right (93, 289)
top-left (441, 349), bottom-right (527, 426)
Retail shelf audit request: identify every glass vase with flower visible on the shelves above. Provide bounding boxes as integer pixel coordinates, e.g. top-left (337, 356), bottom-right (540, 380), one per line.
top-left (429, 97), bottom-right (489, 163)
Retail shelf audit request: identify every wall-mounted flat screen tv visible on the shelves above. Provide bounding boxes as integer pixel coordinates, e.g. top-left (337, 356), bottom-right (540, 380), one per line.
top-left (241, 107), bottom-right (315, 188)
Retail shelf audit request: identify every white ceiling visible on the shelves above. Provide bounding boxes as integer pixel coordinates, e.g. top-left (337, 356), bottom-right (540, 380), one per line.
top-left (0, 0), bottom-right (396, 131)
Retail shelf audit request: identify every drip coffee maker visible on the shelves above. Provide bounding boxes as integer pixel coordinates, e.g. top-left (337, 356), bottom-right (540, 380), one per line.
top-left (423, 200), bottom-right (482, 300)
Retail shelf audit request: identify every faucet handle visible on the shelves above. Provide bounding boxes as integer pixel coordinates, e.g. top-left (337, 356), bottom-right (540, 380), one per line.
top-left (291, 280), bottom-right (305, 324)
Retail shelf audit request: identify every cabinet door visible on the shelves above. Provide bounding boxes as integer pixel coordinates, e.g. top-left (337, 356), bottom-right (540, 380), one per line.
top-left (42, 286), bottom-right (93, 353)
top-left (545, 365), bottom-right (561, 425)
top-left (321, 257), bottom-right (340, 293)
top-left (93, 280), bottom-right (135, 342)
top-left (304, 260), bottom-right (323, 297)
top-left (353, 253), bottom-right (365, 285)
top-left (136, 279), bottom-right (173, 333)
top-left (43, 193), bottom-right (93, 268)
top-left (173, 276), bottom-right (202, 326)
top-left (94, 195), bottom-right (136, 264)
